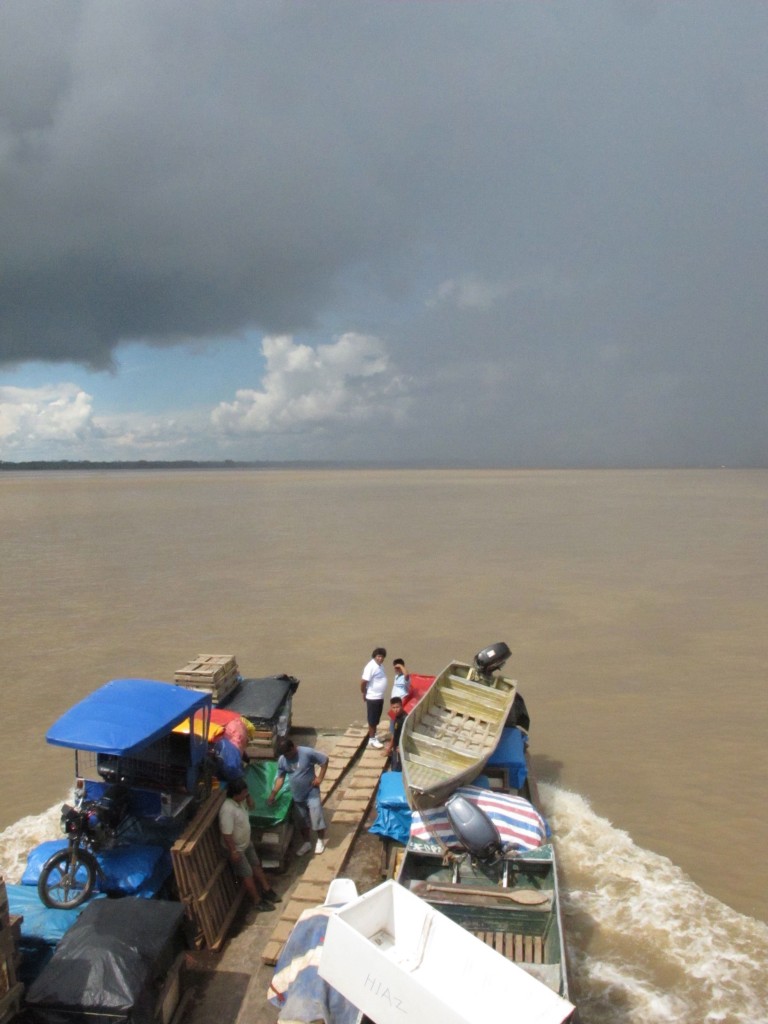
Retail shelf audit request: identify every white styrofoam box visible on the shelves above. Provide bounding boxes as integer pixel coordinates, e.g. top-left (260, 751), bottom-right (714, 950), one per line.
top-left (318, 880), bottom-right (574, 1024)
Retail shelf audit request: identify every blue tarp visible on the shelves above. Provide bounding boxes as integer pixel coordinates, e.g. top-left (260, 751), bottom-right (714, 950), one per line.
top-left (22, 840), bottom-right (172, 899)
top-left (487, 726), bottom-right (528, 789)
top-left (7, 881), bottom-right (100, 944)
top-left (7, 882), bottom-right (102, 985)
top-left (368, 771), bottom-right (412, 845)
top-left (45, 678), bottom-right (211, 754)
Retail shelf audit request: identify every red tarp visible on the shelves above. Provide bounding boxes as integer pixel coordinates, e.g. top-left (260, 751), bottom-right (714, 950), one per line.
top-left (402, 673), bottom-right (435, 715)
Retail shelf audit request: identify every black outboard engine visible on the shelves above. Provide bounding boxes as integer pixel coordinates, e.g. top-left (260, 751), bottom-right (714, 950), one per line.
top-left (474, 642), bottom-right (511, 677)
top-left (445, 793), bottom-right (503, 862)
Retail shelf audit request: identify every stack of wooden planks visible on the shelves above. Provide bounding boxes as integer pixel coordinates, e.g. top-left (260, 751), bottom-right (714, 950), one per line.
top-left (170, 789), bottom-right (245, 950)
top-left (174, 654), bottom-right (240, 704)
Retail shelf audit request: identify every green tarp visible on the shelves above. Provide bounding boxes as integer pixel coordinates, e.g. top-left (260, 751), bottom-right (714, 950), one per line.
top-left (245, 760), bottom-right (292, 829)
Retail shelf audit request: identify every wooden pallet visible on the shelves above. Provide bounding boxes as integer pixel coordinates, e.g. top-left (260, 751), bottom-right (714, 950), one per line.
top-left (171, 789), bottom-right (245, 950)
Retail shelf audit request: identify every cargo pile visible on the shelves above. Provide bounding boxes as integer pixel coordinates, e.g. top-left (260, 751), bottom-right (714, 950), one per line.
top-left (174, 654), bottom-right (240, 704)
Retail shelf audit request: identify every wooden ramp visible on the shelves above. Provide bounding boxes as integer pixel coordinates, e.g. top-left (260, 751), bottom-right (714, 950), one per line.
top-left (260, 726), bottom-right (383, 965)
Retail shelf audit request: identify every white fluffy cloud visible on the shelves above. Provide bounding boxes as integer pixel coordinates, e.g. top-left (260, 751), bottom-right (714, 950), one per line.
top-left (0, 332), bottom-right (412, 460)
top-left (212, 333), bottom-right (409, 437)
top-left (0, 384), bottom-right (101, 451)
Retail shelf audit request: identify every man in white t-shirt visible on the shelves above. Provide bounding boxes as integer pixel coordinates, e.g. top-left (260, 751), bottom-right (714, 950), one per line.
top-left (360, 646), bottom-right (387, 748)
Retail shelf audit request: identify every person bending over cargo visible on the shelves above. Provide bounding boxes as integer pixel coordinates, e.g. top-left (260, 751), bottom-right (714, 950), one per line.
top-left (219, 778), bottom-right (281, 911)
top-left (268, 739), bottom-right (329, 856)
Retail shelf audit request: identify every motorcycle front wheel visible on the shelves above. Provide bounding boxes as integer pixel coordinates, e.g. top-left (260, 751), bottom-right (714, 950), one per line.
top-left (37, 848), bottom-right (98, 909)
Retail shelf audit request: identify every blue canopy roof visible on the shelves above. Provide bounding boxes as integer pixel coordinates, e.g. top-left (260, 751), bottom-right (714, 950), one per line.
top-left (45, 679), bottom-right (212, 755)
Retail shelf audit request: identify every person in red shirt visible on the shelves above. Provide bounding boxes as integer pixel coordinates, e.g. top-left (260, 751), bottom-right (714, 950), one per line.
top-left (385, 696), bottom-right (407, 771)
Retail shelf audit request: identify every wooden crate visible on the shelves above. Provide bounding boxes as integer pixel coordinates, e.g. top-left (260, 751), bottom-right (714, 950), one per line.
top-left (174, 654), bottom-right (240, 704)
top-left (244, 694), bottom-right (293, 759)
top-left (254, 820), bottom-right (294, 874)
top-left (246, 726), bottom-right (279, 760)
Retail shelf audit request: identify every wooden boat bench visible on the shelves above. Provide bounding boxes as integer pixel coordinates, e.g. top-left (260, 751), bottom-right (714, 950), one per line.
top-left (408, 730), bottom-right (480, 762)
top-left (440, 690), bottom-right (510, 719)
top-left (446, 673), bottom-right (515, 700)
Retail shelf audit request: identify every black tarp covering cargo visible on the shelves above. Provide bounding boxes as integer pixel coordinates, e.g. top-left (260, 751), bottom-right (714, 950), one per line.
top-left (219, 674), bottom-right (298, 727)
top-left (24, 898), bottom-right (186, 1024)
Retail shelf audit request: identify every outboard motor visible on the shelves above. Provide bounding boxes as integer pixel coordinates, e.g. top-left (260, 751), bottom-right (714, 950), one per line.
top-left (445, 793), bottom-right (503, 862)
top-left (474, 642), bottom-right (511, 678)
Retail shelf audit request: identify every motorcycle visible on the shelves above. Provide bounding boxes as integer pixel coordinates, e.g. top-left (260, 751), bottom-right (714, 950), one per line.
top-left (40, 678), bottom-right (216, 909)
top-left (37, 784), bottom-right (131, 909)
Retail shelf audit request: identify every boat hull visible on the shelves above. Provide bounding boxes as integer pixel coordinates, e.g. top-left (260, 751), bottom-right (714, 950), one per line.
top-left (399, 659), bottom-right (519, 810)
top-left (396, 729), bottom-right (573, 1008)
top-left (320, 878), bottom-right (575, 1024)
top-left (396, 844), bottom-right (571, 1005)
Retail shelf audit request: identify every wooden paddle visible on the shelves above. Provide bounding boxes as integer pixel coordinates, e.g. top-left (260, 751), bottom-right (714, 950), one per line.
top-left (416, 882), bottom-right (551, 906)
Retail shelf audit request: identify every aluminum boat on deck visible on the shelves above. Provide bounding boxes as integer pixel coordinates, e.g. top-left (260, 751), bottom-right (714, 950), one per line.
top-left (399, 642), bottom-right (524, 810)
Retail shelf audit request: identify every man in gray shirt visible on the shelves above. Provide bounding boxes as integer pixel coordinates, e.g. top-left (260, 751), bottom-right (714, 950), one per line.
top-left (267, 739), bottom-right (329, 855)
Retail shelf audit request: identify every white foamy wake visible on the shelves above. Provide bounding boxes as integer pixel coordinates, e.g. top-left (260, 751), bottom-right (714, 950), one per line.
top-left (0, 802), bottom-right (67, 884)
top-left (538, 783), bottom-right (768, 1024)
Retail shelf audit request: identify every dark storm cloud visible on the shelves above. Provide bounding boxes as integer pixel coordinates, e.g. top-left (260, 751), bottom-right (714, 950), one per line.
top-left (1, 2), bottom-right (767, 464)
top-left (2, 0), bottom-right (471, 365)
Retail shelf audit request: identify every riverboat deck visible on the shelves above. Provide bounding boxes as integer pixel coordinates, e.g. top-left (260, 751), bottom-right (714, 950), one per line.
top-left (181, 723), bottom-right (388, 1024)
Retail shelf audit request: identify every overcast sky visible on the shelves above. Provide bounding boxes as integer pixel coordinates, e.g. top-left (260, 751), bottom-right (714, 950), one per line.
top-left (1, 1), bottom-right (766, 466)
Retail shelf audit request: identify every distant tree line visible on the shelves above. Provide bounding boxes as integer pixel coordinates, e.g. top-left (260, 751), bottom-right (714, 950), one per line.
top-left (0, 458), bottom-right (483, 471)
top-left (0, 459), bottom-right (348, 471)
